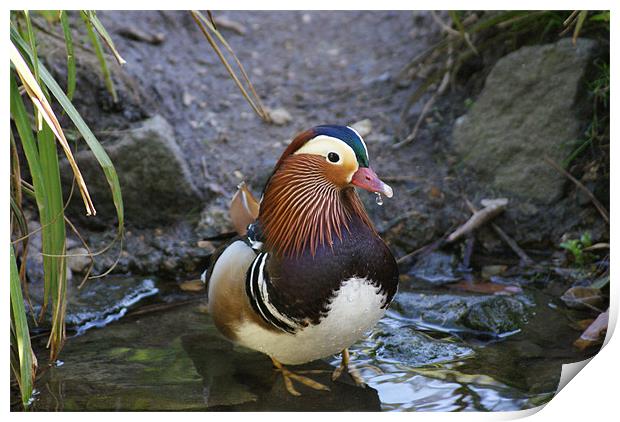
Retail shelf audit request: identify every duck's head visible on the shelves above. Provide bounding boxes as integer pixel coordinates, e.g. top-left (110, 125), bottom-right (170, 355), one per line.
top-left (259, 125), bottom-right (393, 257)
top-left (271, 125), bottom-right (392, 198)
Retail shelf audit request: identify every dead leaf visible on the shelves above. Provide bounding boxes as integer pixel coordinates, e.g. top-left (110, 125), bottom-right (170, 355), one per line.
top-left (429, 186), bottom-right (443, 199)
top-left (560, 286), bottom-right (604, 311)
top-left (180, 279), bottom-right (205, 292)
top-left (574, 309), bottom-right (608, 350)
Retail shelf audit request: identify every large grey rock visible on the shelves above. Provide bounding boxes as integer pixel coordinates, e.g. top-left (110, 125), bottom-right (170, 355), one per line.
top-left (453, 38), bottom-right (598, 204)
top-left (63, 115), bottom-right (204, 227)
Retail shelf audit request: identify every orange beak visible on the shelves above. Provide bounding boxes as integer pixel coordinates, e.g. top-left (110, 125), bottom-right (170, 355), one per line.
top-left (351, 167), bottom-right (393, 198)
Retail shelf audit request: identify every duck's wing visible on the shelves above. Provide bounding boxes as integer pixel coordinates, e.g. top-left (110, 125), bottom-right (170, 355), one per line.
top-left (229, 182), bottom-right (260, 236)
top-left (206, 239), bottom-right (258, 340)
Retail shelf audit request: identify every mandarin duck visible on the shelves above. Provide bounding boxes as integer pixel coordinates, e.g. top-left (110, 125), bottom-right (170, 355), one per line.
top-left (204, 125), bottom-right (399, 395)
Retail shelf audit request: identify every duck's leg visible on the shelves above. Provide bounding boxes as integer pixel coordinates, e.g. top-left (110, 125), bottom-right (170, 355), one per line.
top-left (332, 348), bottom-right (366, 387)
top-left (270, 356), bottom-right (330, 396)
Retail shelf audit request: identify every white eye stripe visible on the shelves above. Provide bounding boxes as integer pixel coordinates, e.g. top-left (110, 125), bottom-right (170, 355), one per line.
top-left (347, 126), bottom-right (369, 162)
top-left (294, 135), bottom-right (357, 162)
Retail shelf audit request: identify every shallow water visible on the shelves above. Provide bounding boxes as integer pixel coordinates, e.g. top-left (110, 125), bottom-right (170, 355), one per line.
top-left (18, 274), bottom-right (598, 411)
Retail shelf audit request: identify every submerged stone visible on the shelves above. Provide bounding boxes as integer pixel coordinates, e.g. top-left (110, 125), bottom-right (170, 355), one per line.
top-left (393, 291), bottom-right (533, 336)
top-left (407, 251), bottom-right (462, 285)
top-left (463, 296), bottom-right (528, 335)
top-left (371, 322), bottom-right (474, 366)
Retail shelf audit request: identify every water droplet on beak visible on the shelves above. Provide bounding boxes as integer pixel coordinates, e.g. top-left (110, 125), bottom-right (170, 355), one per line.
top-left (375, 192), bottom-right (384, 206)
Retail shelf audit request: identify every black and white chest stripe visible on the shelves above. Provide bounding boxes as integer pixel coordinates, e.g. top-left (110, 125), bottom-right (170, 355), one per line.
top-left (245, 252), bottom-right (300, 334)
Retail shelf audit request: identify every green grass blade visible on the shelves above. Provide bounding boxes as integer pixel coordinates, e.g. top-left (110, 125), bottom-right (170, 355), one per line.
top-left (80, 11), bottom-right (118, 102)
top-left (37, 120), bottom-right (68, 360)
top-left (59, 11), bottom-right (76, 100)
top-left (12, 24), bottom-right (125, 235)
top-left (84, 10), bottom-right (126, 65)
top-left (573, 11), bottom-right (588, 44)
top-left (10, 244), bottom-right (36, 408)
top-left (11, 70), bottom-right (67, 360)
top-left (22, 11), bottom-right (41, 86)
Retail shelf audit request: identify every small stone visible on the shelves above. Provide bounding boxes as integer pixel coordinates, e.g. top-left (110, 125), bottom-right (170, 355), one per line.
top-left (182, 91), bottom-right (195, 107)
top-left (233, 170), bottom-right (244, 180)
top-left (350, 119), bottom-right (372, 138)
top-left (481, 265), bottom-right (508, 280)
top-left (327, 48), bottom-right (340, 56)
top-left (267, 107), bottom-right (292, 126)
top-left (67, 247), bottom-right (91, 273)
top-left (302, 14), bottom-right (312, 23)
top-left (214, 15), bottom-right (247, 35)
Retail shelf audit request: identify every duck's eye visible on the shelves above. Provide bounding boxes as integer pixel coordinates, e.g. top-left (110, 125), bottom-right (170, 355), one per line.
top-left (327, 152), bottom-right (340, 163)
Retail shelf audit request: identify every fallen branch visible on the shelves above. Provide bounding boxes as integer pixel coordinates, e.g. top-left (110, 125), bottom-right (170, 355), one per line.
top-left (544, 156), bottom-right (609, 224)
top-left (574, 308), bottom-right (608, 351)
top-left (447, 198), bottom-right (508, 243)
top-left (464, 199), bottom-right (534, 265)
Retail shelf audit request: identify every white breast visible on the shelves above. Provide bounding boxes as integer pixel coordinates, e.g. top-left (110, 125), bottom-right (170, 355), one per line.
top-left (235, 277), bottom-right (388, 365)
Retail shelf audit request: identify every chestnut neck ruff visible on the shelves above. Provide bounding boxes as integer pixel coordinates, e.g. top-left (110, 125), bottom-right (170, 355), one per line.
top-left (259, 154), bottom-right (376, 258)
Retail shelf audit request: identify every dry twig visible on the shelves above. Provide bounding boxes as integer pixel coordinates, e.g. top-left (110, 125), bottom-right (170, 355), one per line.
top-left (543, 156), bottom-right (609, 224)
top-left (447, 198), bottom-right (508, 243)
top-left (464, 199), bottom-right (534, 265)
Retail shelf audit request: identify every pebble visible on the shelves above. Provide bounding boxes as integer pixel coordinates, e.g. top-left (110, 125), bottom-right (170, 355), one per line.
top-left (214, 15), bottom-right (247, 35)
top-left (182, 91), bottom-right (195, 107)
top-left (267, 107), bottom-right (293, 126)
top-left (350, 119), bottom-right (372, 137)
top-left (67, 247), bottom-right (91, 273)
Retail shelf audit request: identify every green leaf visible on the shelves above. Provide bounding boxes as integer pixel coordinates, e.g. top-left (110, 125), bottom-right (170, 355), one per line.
top-left (10, 244), bottom-right (36, 408)
top-left (80, 11), bottom-right (118, 102)
top-left (59, 11), bottom-right (76, 100)
top-left (83, 10), bottom-right (126, 65)
top-left (573, 11), bottom-right (588, 43)
top-left (580, 232), bottom-right (592, 248)
top-left (36, 10), bottom-right (61, 24)
top-left (589, 12), bottom-right (610, 22)
top-left (11, 24), bottom-right (124, 235)
top-left (590, 274), bottom-right (610, 289)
